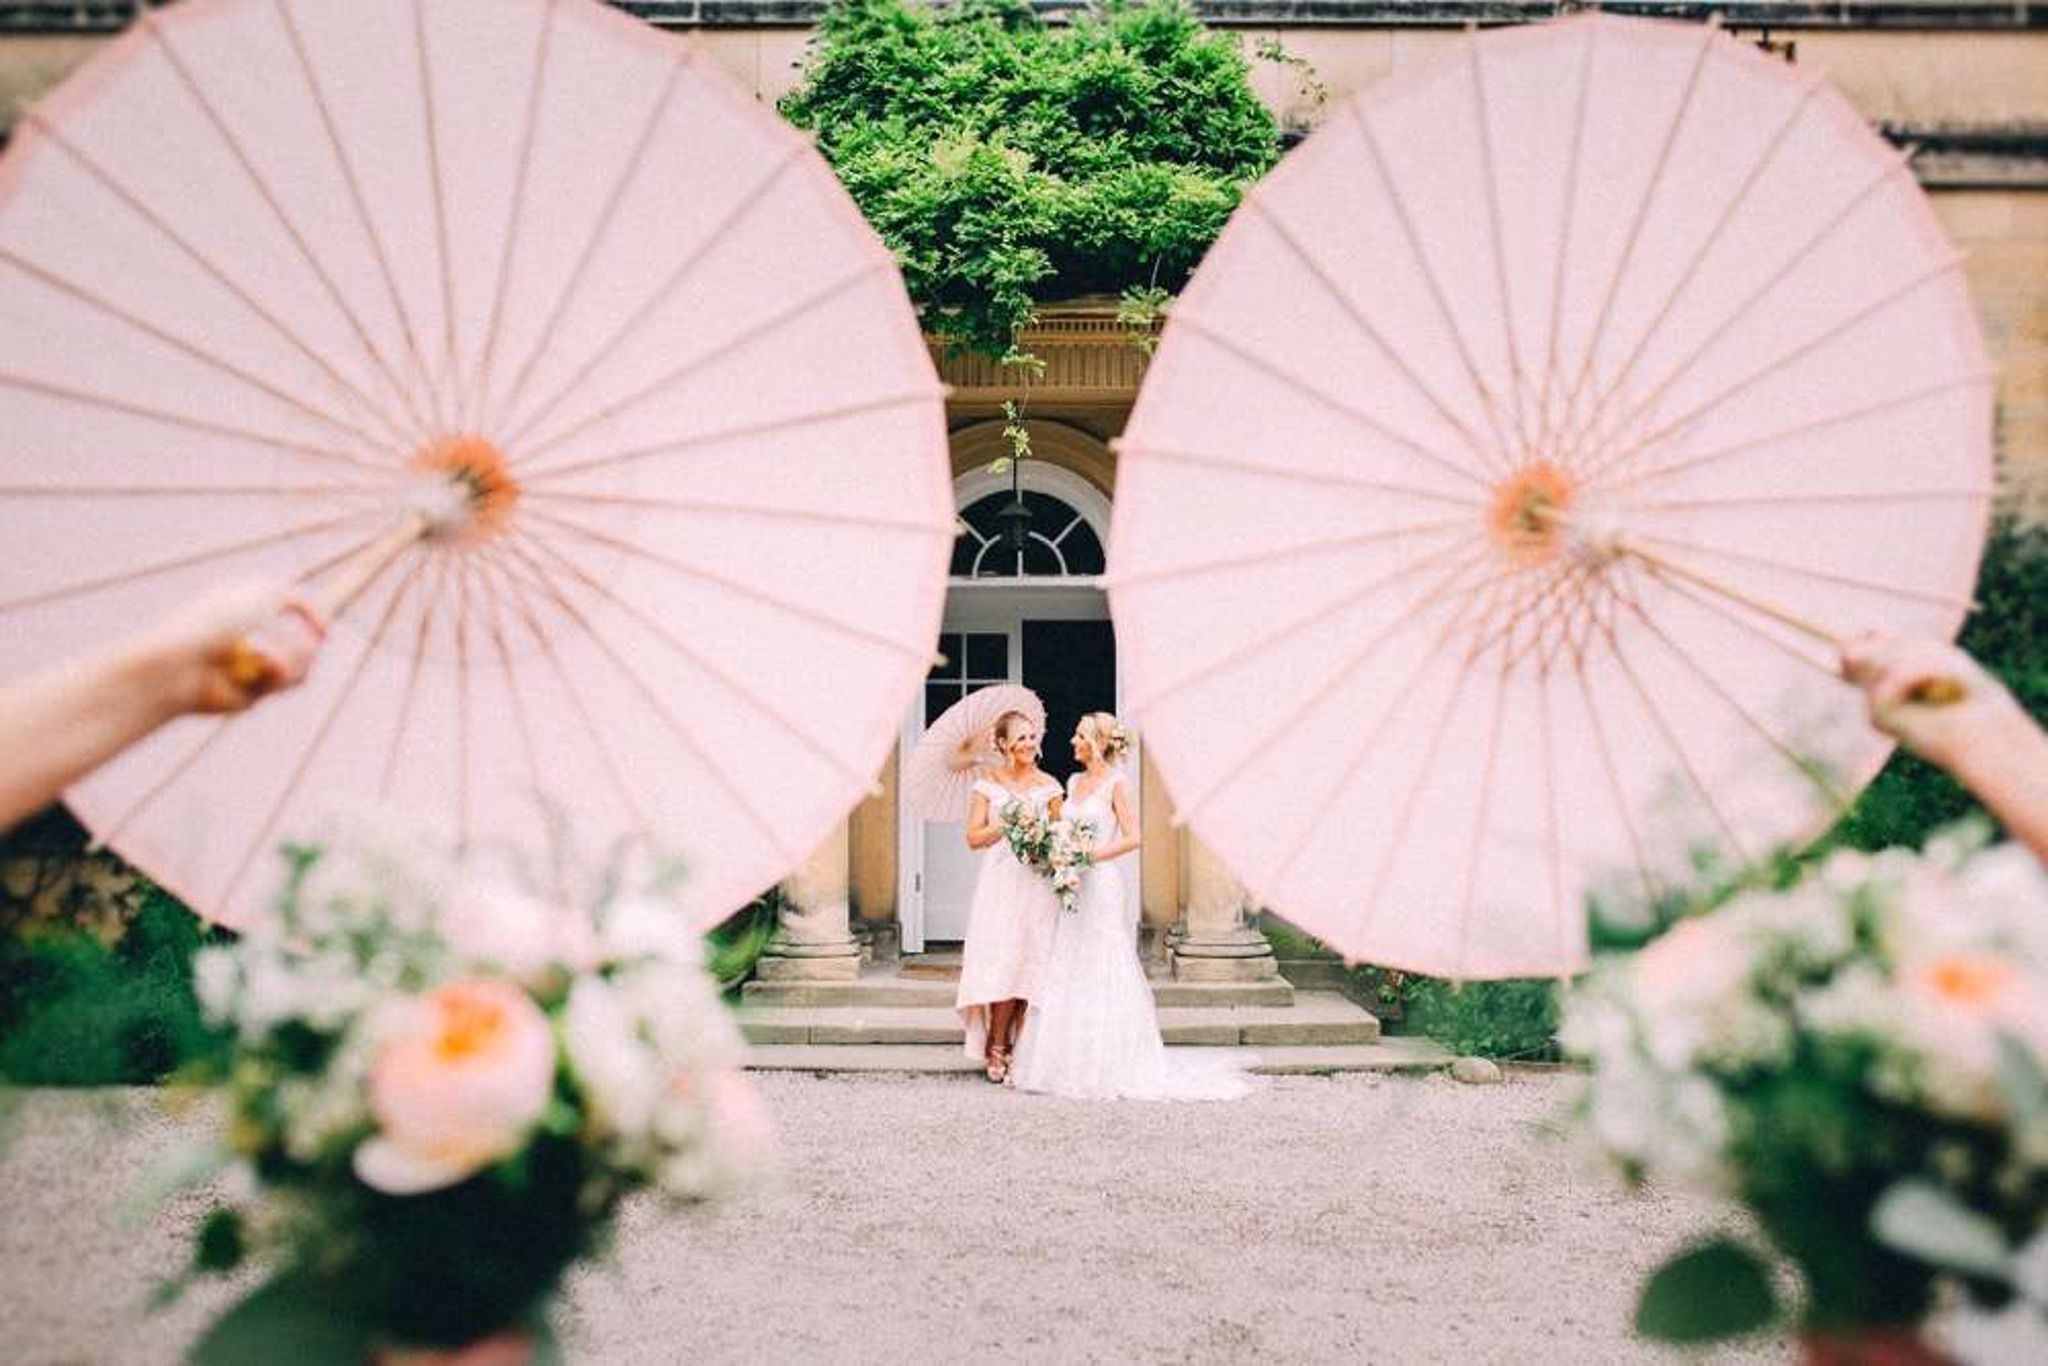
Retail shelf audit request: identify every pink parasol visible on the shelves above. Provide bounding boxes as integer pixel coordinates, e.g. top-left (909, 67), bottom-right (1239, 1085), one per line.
top-left (0, 0), bottom-right (953, 929)
top-left (903, 684), bottom-right (1048, 822)
top-left (1109, 15), bottom-right (1993, 978)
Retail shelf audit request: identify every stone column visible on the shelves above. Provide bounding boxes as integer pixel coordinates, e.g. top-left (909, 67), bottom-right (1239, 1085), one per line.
top-left (755, 818), bottom-right (862, 982)
top-left (1169, 832), bottom-right (1280, 983)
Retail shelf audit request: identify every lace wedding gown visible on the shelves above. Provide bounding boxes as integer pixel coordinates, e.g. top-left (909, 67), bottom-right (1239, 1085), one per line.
top-left (1009, 770), bottom-right (1253, 1101)
top-left (955, 775), bottom-right (1063, 1060)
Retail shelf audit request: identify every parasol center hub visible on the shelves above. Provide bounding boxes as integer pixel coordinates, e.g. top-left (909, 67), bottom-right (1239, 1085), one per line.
top-left (409, 436), bottom-right (520, 543)
top-left (1488, 463), bottom-right (1574, 565)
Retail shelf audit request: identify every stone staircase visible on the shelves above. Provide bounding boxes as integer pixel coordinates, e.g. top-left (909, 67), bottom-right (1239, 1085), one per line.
top-left (738, 958), bottom-right (1451, 1075)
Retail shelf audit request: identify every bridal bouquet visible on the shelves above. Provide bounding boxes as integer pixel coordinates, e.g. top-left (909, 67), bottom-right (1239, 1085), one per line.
top-left (158, 816), bottom-right (769, 1361)
top-left (997, 798), bottom-right (1052, 872)
top-left (1046, 817), bottom-right (1099, 914)
top-left (1563, 827), bottom-right (2047, 1357)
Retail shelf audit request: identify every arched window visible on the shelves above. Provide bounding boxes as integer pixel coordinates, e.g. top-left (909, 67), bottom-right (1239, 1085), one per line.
top-left (950, 488), bottom-right (1108, 578)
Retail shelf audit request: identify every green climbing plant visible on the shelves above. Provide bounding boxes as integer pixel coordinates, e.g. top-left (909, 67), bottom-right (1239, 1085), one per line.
top-left (781, 0), bottom-right (1281, 358)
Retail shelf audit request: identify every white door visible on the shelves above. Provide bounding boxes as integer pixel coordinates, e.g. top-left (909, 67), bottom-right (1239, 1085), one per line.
top-left (915, 624), bottom-right (1019, 944)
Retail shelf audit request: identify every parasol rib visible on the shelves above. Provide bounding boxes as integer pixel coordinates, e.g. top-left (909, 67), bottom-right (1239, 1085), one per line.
top-left (1553, 21), bottom-right (1718, 449)
top-left (1104, 515), bottom-right (1472, 593)
top-left (512, 255), bottom-right (896, 465)
top-left (1350, 104), bottom-right (1519, 473)
top-left (14, 111), bottom-right (417, 452)
top-left (1573, 621), bottom-right (1660, 903)
top-left (1235, 193), bottom-right (1506, 477)
top-left (517, 525), bottom-right (887, 796)
top-left (411, 0), bottom-right (462, 435)
top-left (1534, 20), bottom-right (1598, 465)
top-left (1590, 371), bottom-right (1994, 495)
top-left (1123, 535), bottom-right (1477, 715)
top-left (486, 51), bottom-right (691, 437)
top-left (1119, 441), bottom-right (1482, 509)
top-left (0, 507), bottom-right (382, 615)
top-left (530, 486), bottom-right (952, 536)
top-left (1576, 149), bottom-right (1917, 481)
top-left (1165, 548), bottom-right (1493, 827)
top-left (0, 483), bottom-right (381, 500)
top-left (499, 532), bottom-right (798, 861)
top-left (247, 2), bottom-right (440, 433)
top-left (88, 717), bottom-right (231, 852)
top-left (468, 550), bottom-right (549, 809)
top-left (525, 505), bottom-right (933, 660)
top-left (464, 0), bottom-right (557, 434)
top-left (519, 387), bottom-right (945, 484)
top-left (1625, 527), bottom-right (1975, 613)
top-left (1571, 72), bottom-right (1826, 455)
top-left (1643, 564), bottom-right (1842, 681)
top-left (453, 554), bottom-right (474, 852)
top-left (1629, 486), bottom-right (1996, 513)
top-left (497, 140), bottom-right (810, 449)
top-left (1166, 312), bottom-right (1495, 491)
top-left (378, 553), bottom-right (451, 802)
top-left (0, 368), bottom-right (394, 476)
top-left (217, 553), bottom-right (425, 909)
top-left (1466, 30), bottom-right (1535, 453)
top-left (1535, 660), bottom-right (1570, 967)
top-left (0, 246), bottom-right (395, 460)
top-left (1453, 642), bottom-right (1517, 971)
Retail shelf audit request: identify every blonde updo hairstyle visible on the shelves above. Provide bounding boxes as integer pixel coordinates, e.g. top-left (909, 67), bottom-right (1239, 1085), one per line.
top-left (993, 710), bottom-right (1034, 753)
top-left (1078, 712), bottom-right (1131, 766)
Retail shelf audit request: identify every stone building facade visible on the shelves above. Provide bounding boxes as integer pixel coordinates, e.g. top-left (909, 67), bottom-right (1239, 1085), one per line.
top-left (1, 2), bottom-right (2041, 977)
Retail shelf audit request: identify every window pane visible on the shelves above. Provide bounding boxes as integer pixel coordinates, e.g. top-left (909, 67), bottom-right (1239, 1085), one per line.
top-left (1062, 523), bottom-right (1106, 576)
top-left (965, 633), bottom-right (1007, 680)
top-left (1020, 536), bottom-right (1061, 576)
top-left (930, 633), bottom-right (962, 679)
top-left (925, 682), bottom-right (960, 725)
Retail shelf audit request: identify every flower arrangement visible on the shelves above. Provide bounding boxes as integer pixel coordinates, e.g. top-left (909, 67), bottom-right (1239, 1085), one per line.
top-left (1046, 817), bottom-right (1098, 914)
top-left (158, 816), bottom-right (769, 1360)
top-left (1563, 827), bottom-right (2047, 1356)
top-left (997, 798), bottom-right (1052, 873)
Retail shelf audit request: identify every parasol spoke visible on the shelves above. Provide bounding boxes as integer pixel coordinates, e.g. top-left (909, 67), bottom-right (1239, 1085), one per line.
top-left (411, 0), bottom-right (462, 435)
top-left (378, 552), bottom-right (451, 802)
top-left (1641, 562), bottom-right (1842, 681)
top-left (14, 112), bottom-right (417, 453)
top-left (1466, 32), bottom-right (1536, 454)
top-left (1627, 527), bottom-right (1975, 612)
top-left (158, 4), bottom-right (434, 438)
top-left (1602, 252), bottom-right (1968, 477)
top-left (1166, 548), bottom-right (1495, 827)
top-left (452, 552), bottom-right (475, 852)
top-left (1588, 372), bottom-right (1996, 496)
top-left (1629, 485), bottom-right (1997, 513)
top-left (524, 505), bottom-right (931, 660)
top-left (1552, 21), bottom-right (1718, 450)
top-left (88, 717), bottom-right (232, 852)
top-left (1533, 19), bottom-right (1598, 466)
top-left (462, 0), bottom-right (557, 435)
top-left (1612, 563), bottom-right (1850, 810)
top-left (0, 246), bottom-right (396, 461)
top-left (1591, 580), bottom-right (1751, 862)
top-left (497, 531), bottom-right (799, 862)
top-left (0, 482), bottom-right (382, 500)
top-left (0, 506), bottom-right (383, 615)
top-left (1165, 312), bottom-right (1495, 491)
top-left (1574, 148), bottom-right (1917, 481)
top-left (466, 548), bottom-right (548, 805)
top-left (527, 484), bottom-right (954, 537)
top-left (510, 254), bottom-right (897, 465)
top-left (1104, 515), bottom-right (1474, 593)
top-left (1236, 192), bottom-right (1507, 477)
top-left (494, 140), bottom-right (811, 449)
top-left (1572, 72), bottom-right (1826, 452)
top-left (518, 386), bottom-right (946, 484)
top-left (217, 551), bottom-right (426, 909)
top-left (484, 50), bottom-right (690, 438)
top-left (1351, 104), bottom-right (1521, 472)
top-left (1572, 619), bottom-right (1661, 904)
top-left (514, 525), bottom-right (887, 796)
top-left (1124, 535), bottom-right (1479, 714)
top-left (1452, 642), bottom-right (1517, 969)
top-left (0, 368), bottom-right (399, 477)
top-left (1535, 660), bottom-right (1570, 966)
top-left (1118, 440), bottom-right (1483, 509)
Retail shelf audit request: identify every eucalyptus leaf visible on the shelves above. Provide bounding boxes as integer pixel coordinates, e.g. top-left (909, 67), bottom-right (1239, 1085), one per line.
top-left (1634, 1239), bottom-right (1781, 1345)
top-left (1872, 1180), bottom-right (2014, 1282)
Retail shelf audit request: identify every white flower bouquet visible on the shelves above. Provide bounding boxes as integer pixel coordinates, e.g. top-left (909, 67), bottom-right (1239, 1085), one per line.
top-left (1046, 817), bottom-right (1098, 914)
top-left (997, 798), bottom-right (1052, 873)
top-left (159, 816), bottom-right (770, 1361)
top-left (1564, 828), bottom-right (2048, 1355)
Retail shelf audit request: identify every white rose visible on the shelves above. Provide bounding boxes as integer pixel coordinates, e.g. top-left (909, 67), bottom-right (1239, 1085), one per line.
top-left (563, 977), bottom-right (662, 1141)
top-left (600, 896), bottom-right (702, 968)
top-left (193, 947), bottom-right (240, 1025)
top-left (438, 878), bottom-right (571, 985)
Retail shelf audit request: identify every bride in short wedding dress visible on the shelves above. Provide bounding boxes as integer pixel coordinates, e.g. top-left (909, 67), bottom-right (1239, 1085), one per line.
top-left (1010, 714), bottom-right (1252, 1101)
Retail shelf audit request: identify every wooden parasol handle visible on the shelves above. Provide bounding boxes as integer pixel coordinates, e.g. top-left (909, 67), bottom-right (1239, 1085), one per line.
top-left (224, 511), bottom-right (430, 687)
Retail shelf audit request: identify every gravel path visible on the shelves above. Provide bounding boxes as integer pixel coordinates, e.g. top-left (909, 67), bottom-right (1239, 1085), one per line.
top-left (2, 1072), bottom-right (1791, 1364)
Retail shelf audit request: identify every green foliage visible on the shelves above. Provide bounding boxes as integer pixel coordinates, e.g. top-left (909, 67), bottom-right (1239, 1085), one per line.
top-left (706, 887), bottom-right (784, 990)
top-left (781, 0), bottom-right (1279, 356)
top-left (1401, 975), bottom-right (1561, 1061)
top-left (0, 884), bottom-right (226, 1085)
top-left (1634, 1238), bottom-right (1783, 1345)
top-left (1824, 516), bottom-right (2047, 852)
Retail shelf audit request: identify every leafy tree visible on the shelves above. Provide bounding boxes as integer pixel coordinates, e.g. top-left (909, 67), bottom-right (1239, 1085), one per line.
top-left (781, 0), bottom-right (1279, 356)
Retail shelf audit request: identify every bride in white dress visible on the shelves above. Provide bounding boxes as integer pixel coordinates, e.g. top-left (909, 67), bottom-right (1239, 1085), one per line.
top-left (1009, 713), bottom-right (1252, 1101)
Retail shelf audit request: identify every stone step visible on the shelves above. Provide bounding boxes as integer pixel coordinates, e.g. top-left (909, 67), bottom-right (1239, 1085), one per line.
top-left (740, 975), bottom-right (1297, 1009)
top-left (738, 990), bottom-right (1378, 1047)
top-left (744, 1037), bottom-right (1449, 1076)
